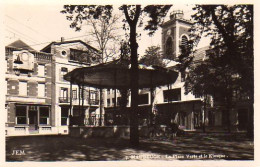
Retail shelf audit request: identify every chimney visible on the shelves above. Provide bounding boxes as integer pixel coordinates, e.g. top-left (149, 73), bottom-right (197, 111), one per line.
top-left (61, 37), bottom-right (65, 42)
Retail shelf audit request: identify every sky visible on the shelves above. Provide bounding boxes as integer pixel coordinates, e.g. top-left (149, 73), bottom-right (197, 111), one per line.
top-left (4, 3), bottom-right (209, 56)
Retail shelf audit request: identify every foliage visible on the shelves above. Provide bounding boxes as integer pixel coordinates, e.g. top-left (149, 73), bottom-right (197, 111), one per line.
top-left (61, 6), bottom-right (121, 63)
top-left (84, 15), bottom-right (122, 63)
top-left (178, 5), bottom-right (253, 100)
top-left (139, 45), bottom-right (165, 67)
top-left (177, 5), bottom-right (253, 133)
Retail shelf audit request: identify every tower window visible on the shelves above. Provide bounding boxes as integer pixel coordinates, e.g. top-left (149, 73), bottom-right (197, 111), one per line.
top-left (165, 37), bottom-right (173, 58)
top-left (181, 35), bottom-right (188, 47)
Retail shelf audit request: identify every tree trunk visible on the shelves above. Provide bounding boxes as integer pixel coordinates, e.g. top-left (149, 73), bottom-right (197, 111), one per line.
top-left (202, 95), bottom-right (206, 133)
top-left (99, 88), bottom-right (103, 126)
top-left (129, 23), bottom-right (139, 146)
top-left (122, 5), bottom-right (141, 147)
top-left (150, 88), bottom-right (155, 126)
top-left (226, 95), bottom-right (232, 133)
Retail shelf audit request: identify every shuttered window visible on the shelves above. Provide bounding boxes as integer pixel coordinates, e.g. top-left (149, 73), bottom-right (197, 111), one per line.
top-left (38, 84), bottom-right (45, 97)
top-left (19, 82), bottom-right (27, 96)
top-left (38, 64), bottom-right (45, 77)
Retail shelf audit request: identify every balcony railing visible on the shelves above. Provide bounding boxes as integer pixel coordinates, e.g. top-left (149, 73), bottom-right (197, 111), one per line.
top-left (59, 97), bottom-right (99, 105)
top-left (59, 97), bottom-right (70, 103)
top-left (89, 99), bottom-right (99, 105)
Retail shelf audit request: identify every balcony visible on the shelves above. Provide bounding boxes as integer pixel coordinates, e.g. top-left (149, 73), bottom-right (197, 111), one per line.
top-left (59, 97), bottom-right (70, 103)
top-left (89, 99), bottom-right (99, 105)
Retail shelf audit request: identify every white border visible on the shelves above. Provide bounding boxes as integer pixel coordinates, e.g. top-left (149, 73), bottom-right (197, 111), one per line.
top-left (0, 0), bottom-right (259, 167)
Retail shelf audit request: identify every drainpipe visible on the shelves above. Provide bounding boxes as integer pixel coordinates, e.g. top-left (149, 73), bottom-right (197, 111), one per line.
top-left (69, 79), bottom-right (73, 126)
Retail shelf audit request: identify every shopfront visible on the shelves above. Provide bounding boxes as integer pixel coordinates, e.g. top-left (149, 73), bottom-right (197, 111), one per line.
top-left (15, 104), bottom-right (51, 132)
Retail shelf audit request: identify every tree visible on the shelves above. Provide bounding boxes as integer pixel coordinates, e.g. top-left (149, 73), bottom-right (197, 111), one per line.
top-left (177, 5), bottom-right (253, 134)
top-left (63, 8), bottom-right (122, 126)
top-left (83, 15), bottom-right (122, 63)
top-left (61, 5), bottom-right (172, 146)
top-left (139, 45), bottom-right (165, 67)
top-left (85, 16), bottom-right (122, 126)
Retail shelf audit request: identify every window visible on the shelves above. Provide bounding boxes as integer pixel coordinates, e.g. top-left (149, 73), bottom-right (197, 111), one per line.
top-left (16, 106), bottom-right (27, 124)
top-left (138, 94), bottom-right (149, 105)
top-left (39, 107), bottom-right (49, 125)
top-left (38, 64), bottom-right (45, 77)
top-left (38, 84), bottom-right (45, 97)
top-left (79, 89), bottom-right (89, 100)
top-left (72, 89), bottom-right (77, 99)
top-left (107, 99), bottom-right (111, 107)
top-left (61, 88), bottom-right (68, 98)
top-left (165, 37), bottom-right (173, 58)
top-left (70, 48), bottom-right (90, 63)
top-left (117, 97), bottom-right (121, 106)
top-left (181, 35), bottom-right (188, 47)
top-left (107, 89), bottom-right (110, 95)
top-left (112, 98), bottom-right (116, 106)
top-left (163, 88), bottom-right (181, 102)
top-left (89, 90), bottom-right (98, 104)
top-left (84, 89), bottom-right (89, 100)
top-left (61, 107), bottom-right (69, 125)
top-left (60, 67), bottom-right (68, 81)
top-left (19, 82), bottom-right (27, 96)
top-left (61, 50), bottom-right (67, 56)
top-left (60, 87), bottom-right (68, 103)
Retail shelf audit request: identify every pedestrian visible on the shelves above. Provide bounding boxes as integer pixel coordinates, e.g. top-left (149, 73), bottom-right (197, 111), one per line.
top-left (169, 119), bottom-right (179, 139)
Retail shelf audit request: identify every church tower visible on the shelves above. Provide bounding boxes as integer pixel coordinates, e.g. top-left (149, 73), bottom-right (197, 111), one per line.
top-left (161, 10), bottom-right (192, 60)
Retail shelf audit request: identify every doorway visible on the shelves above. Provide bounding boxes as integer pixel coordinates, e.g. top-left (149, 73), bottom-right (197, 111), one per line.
top-left (29, 110), bottom-right (38, 130)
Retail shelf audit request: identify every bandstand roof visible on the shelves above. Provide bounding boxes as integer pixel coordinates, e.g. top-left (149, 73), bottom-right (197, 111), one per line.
top-left (64, 59), bottom-right (178, 89)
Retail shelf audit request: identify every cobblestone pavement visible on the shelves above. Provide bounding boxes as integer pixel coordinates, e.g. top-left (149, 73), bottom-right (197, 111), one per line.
top-left (6, 133), bottom-right (253, 161)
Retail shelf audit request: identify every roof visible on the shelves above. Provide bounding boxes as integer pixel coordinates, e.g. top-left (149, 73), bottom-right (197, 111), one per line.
top-left (64, 58), bottom-right (178, 89)
top-left (40, 40), bottom-right (100, 53)
top-left (7, 39), bottom-right (35, 50)
top-left (193, 46), bottom-right (210, 61)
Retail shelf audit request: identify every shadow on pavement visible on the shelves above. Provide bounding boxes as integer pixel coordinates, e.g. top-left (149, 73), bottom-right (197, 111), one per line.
top-left (6, 133), bottom-right (253, 161)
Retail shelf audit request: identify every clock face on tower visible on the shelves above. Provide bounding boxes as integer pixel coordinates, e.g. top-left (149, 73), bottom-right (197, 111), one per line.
top-left (20, 52), bottom-right (29, 61)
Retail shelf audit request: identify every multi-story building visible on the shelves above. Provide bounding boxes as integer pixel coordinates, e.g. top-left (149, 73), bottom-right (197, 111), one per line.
top-left (5, 39), bottom-right (102, 136)
top-left (5, 40), bottom-right (53, 136)
top-left (41, 39), bottom-right (101, 133)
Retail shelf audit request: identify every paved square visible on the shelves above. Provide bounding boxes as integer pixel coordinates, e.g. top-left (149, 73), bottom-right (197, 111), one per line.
top-left (6, 133), bottom-right (253, 161)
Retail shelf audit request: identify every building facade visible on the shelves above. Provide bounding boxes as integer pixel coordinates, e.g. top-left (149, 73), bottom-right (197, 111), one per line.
top-left (5, 39), bottom-right (102, 136)
top-left (5, 40), bottom-right (53, 136)
top-left (41, 39), bottom-right (102, 132)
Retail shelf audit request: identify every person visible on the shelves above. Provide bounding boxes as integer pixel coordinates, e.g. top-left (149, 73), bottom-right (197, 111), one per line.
top-left (169, 119), bottom-right (179, 139)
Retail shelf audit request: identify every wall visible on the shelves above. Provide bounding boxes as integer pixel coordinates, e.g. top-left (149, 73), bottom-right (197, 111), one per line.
top-left (52, 41), bottom-right (100, 128)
